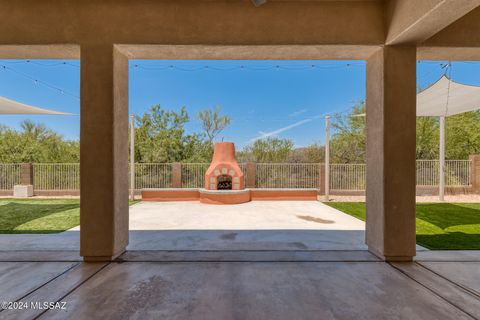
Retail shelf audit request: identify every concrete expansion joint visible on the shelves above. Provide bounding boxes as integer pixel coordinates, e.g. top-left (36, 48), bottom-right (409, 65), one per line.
top-left (389, 262), bottom-right (480, 319)
top-left (417, 262), bottom-right (480, 300)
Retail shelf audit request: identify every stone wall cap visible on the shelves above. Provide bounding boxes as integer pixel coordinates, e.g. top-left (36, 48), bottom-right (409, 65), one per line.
top-left (142, 188), bottom-right (199, 191)
top-left (199, 188), bottom-right (251, 195)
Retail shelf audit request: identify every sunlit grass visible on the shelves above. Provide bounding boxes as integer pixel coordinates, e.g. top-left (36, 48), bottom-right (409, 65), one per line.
top-left (0, 199), bottom-right (139, 234)
top-left (325, 202), bottom-right (480, 250)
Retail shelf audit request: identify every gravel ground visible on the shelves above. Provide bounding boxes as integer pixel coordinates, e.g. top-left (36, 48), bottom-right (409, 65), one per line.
top-left (325, 194), bottom-right (480, 203)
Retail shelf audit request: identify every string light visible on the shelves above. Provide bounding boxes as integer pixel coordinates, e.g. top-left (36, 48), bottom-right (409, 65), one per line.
top-left (0, 63), bottom-right (80, 100)
top-left (2, 59), bottom-right (80, 68)
top-left (130, 62), bottom-right (366, 72)
top-left (1, 59), bottom-right (476, 103)
top-left (0, 59), bottom-right (366, 104)
top-left (3, 59), bottom-right (477, 72)
top-left (417, 61), bottom-right (463, 83)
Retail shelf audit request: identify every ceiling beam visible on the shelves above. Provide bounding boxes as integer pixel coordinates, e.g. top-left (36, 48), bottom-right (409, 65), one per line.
top-left (386, 0), bottom-right (480, 45)
top-left (0, 0), bottom-right (384, 46)
top-left (0, 45), bottom-right (79, 59)
top-left (117, 44), bottom-right (382, 60)
top-left (418, 46), bottom-right (480, 61)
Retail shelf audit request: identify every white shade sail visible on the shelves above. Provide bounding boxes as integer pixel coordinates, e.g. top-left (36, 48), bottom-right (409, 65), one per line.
top-left (0, 96), bottom-right (72, 115)
top-left (417, 76), bottom-right (480, 117)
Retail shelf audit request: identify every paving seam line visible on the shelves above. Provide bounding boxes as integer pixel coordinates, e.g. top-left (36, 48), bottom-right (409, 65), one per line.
top-left (389, 262), bottom-right (479, 320)
top-left (0, 262), bottom-right (80, 314)
top-left (415, 261), bottom-right (480, 299)
top-left (34, 262), bottom-right (112, 320)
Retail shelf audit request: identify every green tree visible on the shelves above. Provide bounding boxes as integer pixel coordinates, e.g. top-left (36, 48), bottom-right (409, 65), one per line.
top-left (300, 143), bottom-right (325, 163)
top-left (446, 111), bottom-right (480, 159)
top-left (416, 117), bottom-right (439, 159)
top-left (287, 144), bottom-right (325, 163)
top-left (330, 101), bottom-right (366, 163)
top-left (242, 137), bottom-right (294, 162)
top-left (134, 104), bottom-right (213, 163)
top-left (197, 106), bottom-right (231, 143)
top-left (0, 120), bottom-right (79, 163)
top-left (328, 102), bottom-right (480, 162)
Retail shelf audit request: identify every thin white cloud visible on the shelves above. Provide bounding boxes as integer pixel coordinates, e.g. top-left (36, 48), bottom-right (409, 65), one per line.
top-left (288, 108), bottom-right (308, 117)
top-left (249, 114), bottom-right (324, 143)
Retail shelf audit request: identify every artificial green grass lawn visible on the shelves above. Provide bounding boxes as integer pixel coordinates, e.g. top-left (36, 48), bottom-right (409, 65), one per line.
top-left (0, 199), bottom-right (139, 234)
top-left (325, 202), bottom-right (480, 250)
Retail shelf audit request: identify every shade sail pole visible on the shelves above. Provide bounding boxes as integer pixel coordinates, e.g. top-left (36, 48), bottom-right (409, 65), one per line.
top-left (130, 114), bottom-right (135, 201)
top-left (325, 114), bottom-right (330, 201)
top-left (439, 116), bottom-right (445, 201)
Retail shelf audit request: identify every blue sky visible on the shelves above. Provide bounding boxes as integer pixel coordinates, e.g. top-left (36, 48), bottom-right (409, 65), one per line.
top-left (0, 59), bottom-right (479, 148)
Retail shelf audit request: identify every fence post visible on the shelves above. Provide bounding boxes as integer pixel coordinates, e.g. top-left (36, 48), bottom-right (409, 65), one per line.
top-left (319, 163), bottom-right (325, 194)
top-left (470, 155), bottom-right (480, 193)
top-left (171, 162), bottom-right (182, 188)
top-left (246, 162), bottom-right (256, 188)
top-left (14, 163), bottom-right (34, 197)
top-left (20, 163), bottom-right (34, 185)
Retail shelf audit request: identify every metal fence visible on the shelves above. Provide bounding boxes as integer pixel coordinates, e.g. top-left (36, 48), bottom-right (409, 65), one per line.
top-left (328, 160), bottom-right (471, 190)
top-left (0, 160), bottom-right (473, 191)
top-left (330, 164), bottom-right (366, 190)
top-left (446, 160), bottom-right (472, 186)
top-left (181, 163), bottom-right (209, 188)
top-left (34, 163), bottom-right (80, 190)
top-left (0, 164), bottom-right (21, 190)
top-left (255, 163), bottom-right (320, 188)
top-left (135, 163), bottom-right (172, 189)
top-left (416, 160), bottom-right (471, 186)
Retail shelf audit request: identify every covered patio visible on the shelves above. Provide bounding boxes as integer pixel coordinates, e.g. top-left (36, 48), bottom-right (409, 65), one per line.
top-left (1, 0), bottom-right (480, 318)
top-left (2, 1), bottom-right (478, 263)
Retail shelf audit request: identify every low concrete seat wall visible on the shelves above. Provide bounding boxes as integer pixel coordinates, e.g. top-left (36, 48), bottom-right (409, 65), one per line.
top-left (142, 188), bottom-right (200, 201)
top-left (251, 189), bottom-right (319, 201)
top-left (141, 188), bottom-right (320, 202)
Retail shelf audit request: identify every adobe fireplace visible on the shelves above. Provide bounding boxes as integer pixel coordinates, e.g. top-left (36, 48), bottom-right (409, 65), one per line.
top-left (200, 142), bottom-right (250, 204)
top-left (204, 142), bottom-right (245, 191)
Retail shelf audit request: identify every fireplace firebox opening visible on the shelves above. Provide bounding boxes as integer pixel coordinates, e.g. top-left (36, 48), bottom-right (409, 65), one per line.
top-left (217, 175), bottom-right (233, 190)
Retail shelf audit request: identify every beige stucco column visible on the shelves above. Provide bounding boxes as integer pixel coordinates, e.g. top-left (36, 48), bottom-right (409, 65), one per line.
top-left (80, 44), bottom-right (129, 261)
top-left (365, 46), bottom-right (417, 261)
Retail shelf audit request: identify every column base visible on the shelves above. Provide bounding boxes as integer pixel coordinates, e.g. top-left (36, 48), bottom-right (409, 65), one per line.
top-left (83, 250), bottom-right (125, 262)
top-left (368, 247), bottom-right (414, 262)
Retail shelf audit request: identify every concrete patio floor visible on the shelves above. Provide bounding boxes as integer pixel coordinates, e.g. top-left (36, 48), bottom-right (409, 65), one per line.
top-left (0, 250), bottom-right (479, 319)
top-left (126, 201), bottom-right (369, 251)
top-left (0, 201), bottom-right (370, 252)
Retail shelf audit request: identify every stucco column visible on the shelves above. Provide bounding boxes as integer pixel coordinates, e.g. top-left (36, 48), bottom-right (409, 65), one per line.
top-left (366, 46), bottom-right (417, 261)
top-left (80, 44), bottom-right (129, 261)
